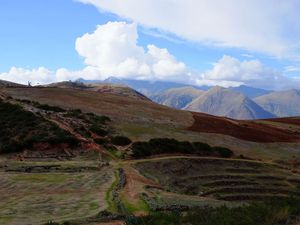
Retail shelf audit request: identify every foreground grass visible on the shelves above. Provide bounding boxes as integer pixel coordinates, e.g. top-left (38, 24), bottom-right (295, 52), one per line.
top-left (0, 161), bottom-right (114, 225)
top-left (124, 197), bottom-right (300, 225)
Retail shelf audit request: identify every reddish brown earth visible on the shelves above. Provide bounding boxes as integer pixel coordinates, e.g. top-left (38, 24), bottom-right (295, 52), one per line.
top-left (188, 112), bottom-right (300, 143)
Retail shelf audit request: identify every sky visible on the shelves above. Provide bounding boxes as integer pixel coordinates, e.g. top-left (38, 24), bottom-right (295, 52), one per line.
top-left (0, 0), bottom-right (300, 90)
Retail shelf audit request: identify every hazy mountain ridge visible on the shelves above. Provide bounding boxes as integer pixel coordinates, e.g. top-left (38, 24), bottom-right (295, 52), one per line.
top-left (77, 77), bottom-right (300, 119)
top-left (254, 89), bottom-right (300, 117)
top-left (77, 77), bottom-right (209, 96)
top-left (47, 80), bottom-right (150, 101)
top-left (229, 85), bottom-right (273, 98)
top-left (151, 86), bottom-right (204, 109)
top-left (184, 87), bottom-right (275, 120)
top-left (3, 78), bottom-right (299, 119)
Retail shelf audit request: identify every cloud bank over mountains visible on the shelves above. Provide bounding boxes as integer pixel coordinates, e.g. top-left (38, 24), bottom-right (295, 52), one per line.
top-left (1, 0), bottom-right (300, 90)
top-left (197, 56), bottom-right (299, 90)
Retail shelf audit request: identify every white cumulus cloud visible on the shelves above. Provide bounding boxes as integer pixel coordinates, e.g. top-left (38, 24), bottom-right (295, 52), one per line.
top-left (75, 21), bottom-right (187, 80)
top-left (0, 67), bottom-right (55, 85)
top-left (198, 55), bottom-right (300, 90)
top-left (0, 22), bottom-right (187, 85)
top-left (1, 21), bottom-right (300, 90)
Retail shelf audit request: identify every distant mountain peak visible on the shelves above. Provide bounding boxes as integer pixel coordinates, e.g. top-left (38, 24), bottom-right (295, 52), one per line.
top-left (185, 87), bottom-right (274, 119)
top-left (208, 85), bottom-right (226, 92)
top-left (254, 89), bottom-right (300, 117)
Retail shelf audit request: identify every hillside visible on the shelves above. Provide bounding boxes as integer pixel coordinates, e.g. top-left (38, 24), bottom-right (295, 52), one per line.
top-left (2, 86), bottom-right (300, 156)
top-left (229, 85), bottom-right (272, 98)
top-left (184, 86), bottom-right (274, 120)
top-left (79, 77), bottom-right (209, 96)
top-left (254, 89), bottom-right (300, 117)
top-left (1, 85), bottom-right (300, 225)
top-left (0, 79), bottom-right (25, 87)
top-left (151, 86), bottom-right (204, 109)
top-left (47, 81), bottom-right (149, 101)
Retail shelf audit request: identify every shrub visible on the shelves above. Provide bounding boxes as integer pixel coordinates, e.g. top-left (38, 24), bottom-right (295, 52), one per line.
top-left (65, 109), bottom-right (85, 119)
top-left (131, 138), bottom-right (234, 159)
top-left (74, 126), bottom-right (91, 138)
top-left (111, 136), bottom-right (132, 146)
top-left (212, 146), bottom-right (233, 158)
top-left (33, 103), bottom-right (66, 112)
top-left (94, 138), bottom-right (108, 145)
top-left (0, 101), bottom-right (77, 153)
top-left (43, 221), bottom-right (60, 225)
top-left (86, 113), bottom-right (111, 124)
top-left (90, 124), bottom-right (108, 136)
top-left (132, 142), bottom-right (152, 158)
top-left (192, 142), bottom-right (211, 152)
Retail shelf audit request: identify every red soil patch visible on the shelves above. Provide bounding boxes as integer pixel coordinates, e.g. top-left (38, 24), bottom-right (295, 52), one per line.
top-left (188, 112), bottom-right (300, 143)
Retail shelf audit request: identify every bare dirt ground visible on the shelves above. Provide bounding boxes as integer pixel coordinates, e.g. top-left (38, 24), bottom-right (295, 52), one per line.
top-left (188, 112), bottom-right (300, 142)
top-left (120, 164), bottom-right (161, 215)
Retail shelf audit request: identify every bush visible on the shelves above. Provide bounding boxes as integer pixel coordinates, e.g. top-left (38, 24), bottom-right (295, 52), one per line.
top-left (132, 142), bottom-right (152, 158)
top-left (94, 138), bottom-right (108, 145)
top-left (90, 124), bottom-right (108, 136)
top-left (33, 103), bottom-right (66, 112)
top-left (0, 101), bottom-right (77, 153)
top-left (74, 126), bottom-right (91, 138)
top-left (111, 136), bottom-right (132, 146)
top-left (131, 138), bottom-right (233, 159)
top-left (193, 142), bottom-right (211, 153)
top-left (86, 113), bottom-right (111, 124)
top-left (65, 109), bottom-right (85, 119)
top-left (43, 221), bottom-right (60, 225)
top-left (212, 146), bottom-right (233, 158)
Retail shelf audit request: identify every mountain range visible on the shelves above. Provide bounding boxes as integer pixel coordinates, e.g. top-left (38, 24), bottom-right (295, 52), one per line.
top-left (2, 77), bottom-right (300, 120)
top-left (254, 89), bottom-right (300, 117)
top-left (184, 86), bottom-right (275, 120)
top-left (78, 77), bottom-right (300, 120)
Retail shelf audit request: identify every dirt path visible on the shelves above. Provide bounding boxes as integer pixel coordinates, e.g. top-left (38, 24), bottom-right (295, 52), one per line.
top-left (93, 222), bottom-right (124, 225)
top-left (50, 117), bottom-right (87, 141)
top-left (118, 164), bottom-right (161, 216)
top-left (122, 155), bottom-right (270, 165)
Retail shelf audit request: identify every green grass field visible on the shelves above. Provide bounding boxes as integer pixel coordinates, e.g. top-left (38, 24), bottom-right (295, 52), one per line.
top-left (0, 159), bottom-right (115, 225)
top-left (135, 157), bottom-right (300, 205)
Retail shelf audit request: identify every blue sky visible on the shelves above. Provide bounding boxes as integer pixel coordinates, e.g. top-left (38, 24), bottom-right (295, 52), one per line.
top-left (0, 0), bottom-right (300, 89)
top-left (0, 0), bottom-right (111, 71)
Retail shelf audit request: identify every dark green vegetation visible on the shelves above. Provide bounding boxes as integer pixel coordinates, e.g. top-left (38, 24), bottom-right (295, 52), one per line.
top-left (0, 100), bottom-right (77, 153)
top-left (90, 124), bottom-right (108, 136)
top-left (125, 197), bottom-right (300, 225)
top-left (17, 99), bottom-right (66, 112)
top-left (63, 110), bottom-right (111, 137)
top-left (135, 158), bottom-right (300, 201)
top-left (111, 136), bottom-right (132, 146)
top-left (131, 138), bottom-right (233, 158)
